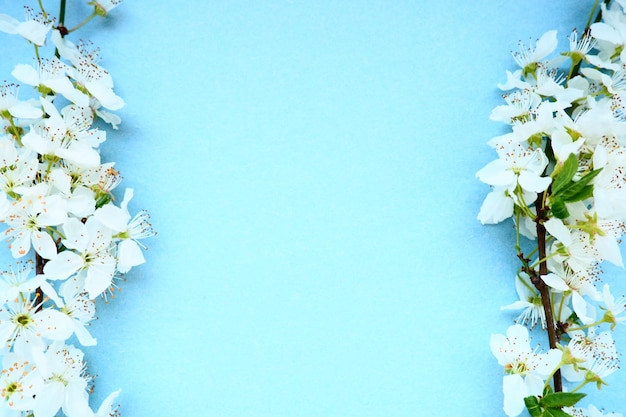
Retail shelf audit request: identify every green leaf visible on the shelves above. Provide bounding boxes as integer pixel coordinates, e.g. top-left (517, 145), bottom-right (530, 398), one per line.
top-left (525, 396), bottom-right (542, 417)
top-left (543, 409), bottom-right (573, 417)
top-left (562, 184), bottom-right (594, 203)
top-left (552, 153), bottom-right (578, 196)
top-left (540, 392), bottom-right (586, 408)
top-left (558, 169), bottom-right (602, 202)
top-left (550, 197), bottom-right (570, 219)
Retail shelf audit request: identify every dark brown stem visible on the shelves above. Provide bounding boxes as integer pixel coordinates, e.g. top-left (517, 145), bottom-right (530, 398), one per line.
top-left (35, 253), bottom-right (45, 311)
top-left (533, 193), bottom-right (563, 392)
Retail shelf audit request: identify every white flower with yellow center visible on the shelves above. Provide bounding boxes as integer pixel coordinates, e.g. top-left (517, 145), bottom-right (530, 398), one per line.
top-left (490, 324), bottom-right (561, 417)
top-left (0, 352), bottom-right (43, 413)
top-left (3, 183), bottom-right (67, 259)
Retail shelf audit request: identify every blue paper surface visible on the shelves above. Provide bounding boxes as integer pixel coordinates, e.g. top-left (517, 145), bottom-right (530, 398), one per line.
top-left (1, 0), bottom-right (626, 416)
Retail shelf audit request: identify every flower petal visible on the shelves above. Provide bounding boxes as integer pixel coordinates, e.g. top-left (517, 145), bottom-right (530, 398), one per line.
top-left (503, 374), bottom-right (526, 417)
top-left (44, 251), bottom-right (83, 280)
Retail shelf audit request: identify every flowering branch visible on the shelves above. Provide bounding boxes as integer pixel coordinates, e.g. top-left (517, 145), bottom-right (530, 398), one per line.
top-left (479, 1), bottom-right (626, 416)
top-left (0, 1), bottom-right (155, 416)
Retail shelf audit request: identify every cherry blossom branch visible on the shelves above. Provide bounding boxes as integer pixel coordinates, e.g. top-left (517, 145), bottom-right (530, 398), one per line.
top-left (0, 2), bottom-right (154, 416)
top-left (478, 2), bottom-right (626, 415)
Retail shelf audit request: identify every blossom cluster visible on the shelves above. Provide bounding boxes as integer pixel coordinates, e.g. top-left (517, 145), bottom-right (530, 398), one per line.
top-left (0, 2), bottom-right (154, 417)
top-left (478, 2), bottom-right (626, 416)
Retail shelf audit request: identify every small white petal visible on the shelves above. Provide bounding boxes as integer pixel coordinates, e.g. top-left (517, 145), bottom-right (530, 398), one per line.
top-left (44, 251), bottom-right (83, 280)
top-left (544, 218), bottom-right (572, 246)
top-left (478, 189), bottom-right (514, 224)
top-left (11, 63), bottom-right (40, 85)
top-left (541, 273), bottom-right (570, 291)
top-left (518, 171), bottom-right (551, 192)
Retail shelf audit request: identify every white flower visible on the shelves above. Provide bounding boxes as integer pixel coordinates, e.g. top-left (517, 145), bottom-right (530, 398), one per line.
top-left (58, 290), bottom-right (97, 346)
top-left (592, 141), bottom-right (626, 220)
top-left (0, 141), bottom-right (38, 198)
top-left (94, 188), bottom-right (155, 272)
top-left (12, 58), bottom-right (89, 108)
top-left (513, 30), bottom-right (559, 73)
top-left (568, 28), bottom-right (597, 62)
top-left (490, 324), bottom-right (561, 417)
top-left (581, 67), bottom-right (626, 96)
top-left (0, 294), bottom-right (73, 352)
top-left (584, 355), bottom-right (620, 388)
top-left (571, 99), bottom-right (626, 146)
top-left (0, 352), bottom-right (43, 412)
top-left (0, 261), bottom-right (61, 306)
top-left (44, 217), bottom-right (115, 299)
top-left (22, 99), bottom-right (103, 168)
top-left (501, 273), bottom-right (546, 329)
top-left (0, 6), bottom-right (54, 46)
top-left (510, 100), bottom-right (577, 143)
top-left (0, 83), bottom-right (42, 120)
top-left (541, 262), bottom-right (600, 325)
top-left (568, 207), bottom-right (626, 268)
top-left (562, 328), bottom-right (617, 382)
top-left (590, 3), bottom-right (626, 67)
top-left (490, 89), bottom-right (542, 125)
top-left (600, 284), bottom-right (626, 330)
top-left (477, 141), bottom-right (551, 194)
top-left (51, 31), bottom-right (125, 111)
top-left (32, 342), bottom-right (93, 417)
top-left (52, 162), bottom-right (121, 204)
top-left (2, 184), bottom-right (67, 259)
top-left (48, 168), bottom-right (96, 218)
top-left (551, 230), bottom-right (598, 275)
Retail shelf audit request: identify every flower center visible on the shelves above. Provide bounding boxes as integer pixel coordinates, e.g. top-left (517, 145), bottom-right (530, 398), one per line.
top-left (14, 313), bottom-right (32, 327)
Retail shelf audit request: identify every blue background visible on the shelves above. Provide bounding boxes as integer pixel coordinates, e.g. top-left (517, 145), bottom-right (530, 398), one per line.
top-left (2, 1), bottom-right (626, 416)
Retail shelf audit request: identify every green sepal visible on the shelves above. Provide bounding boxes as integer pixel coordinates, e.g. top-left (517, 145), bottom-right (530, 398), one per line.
top-left (94, 192), bottom-right (112, 209)
top-left (550, 197), bottom-right (570, 219)
top-left (561, 50), bottom-right (583, 66)
top-left (523, 62), bottom-right (539, 79)
top-left (528, 133), bottom-right (545, 148)
top-left (37, 84), bottom-right (54, 96)
top-left (551, 153), bottom-right (578, 196)
top-left (525, 396), bottom-right (542, 417)
top-left (543, 385), bottom-right (554, 396)
top-left (557, 168), bottom-right (602, 202)
top-left (5, 125), bottom-right (23, 141)
top-left (540, 392), bottom-right (586, 408)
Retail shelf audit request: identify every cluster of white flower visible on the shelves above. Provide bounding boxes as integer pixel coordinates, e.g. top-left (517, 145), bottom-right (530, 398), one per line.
top-left (478, 2), bottom-right (626, 417)
top-left (0, 2), bottom-right (154, 417)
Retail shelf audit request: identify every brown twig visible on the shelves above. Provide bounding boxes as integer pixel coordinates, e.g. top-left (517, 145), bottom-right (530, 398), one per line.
top-left (532, 192), bottom-right (563, 392)
top-left (34, 253), bottom-right (45, 311)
